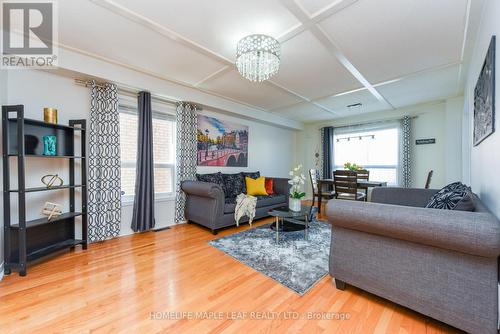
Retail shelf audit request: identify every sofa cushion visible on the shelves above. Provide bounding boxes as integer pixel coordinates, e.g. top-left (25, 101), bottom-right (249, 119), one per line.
top-left (241, 171), bottom-right (260, 193)
top-left (221, 173), bottom-right (245, 199)
top-left (425, 188), bottom-right (475, 211)
top-left (224, 202), bottom-right (236, 213)
top-left (223, 194), bottom-right (286, 213)
top-left (255, 194), bottom-right (287, 208)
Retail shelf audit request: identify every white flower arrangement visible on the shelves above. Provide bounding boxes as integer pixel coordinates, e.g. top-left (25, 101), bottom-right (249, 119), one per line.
top-left (288, 164), bottom-right (306, 199)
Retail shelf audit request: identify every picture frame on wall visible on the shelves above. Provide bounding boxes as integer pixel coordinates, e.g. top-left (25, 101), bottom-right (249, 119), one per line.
top-left (473, 35), bottom-right (496, 146)
top-left (197, 115), bottom-right (249, 167)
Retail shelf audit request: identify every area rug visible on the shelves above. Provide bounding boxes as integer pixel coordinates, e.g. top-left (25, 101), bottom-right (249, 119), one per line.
top-left (209, 220), bottom-right (331, 295)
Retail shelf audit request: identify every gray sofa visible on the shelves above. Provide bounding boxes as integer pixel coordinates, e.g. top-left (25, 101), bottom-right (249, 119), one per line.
top-left (327, 187), bottom-right (500, 334)
top-left (181, 177), bottom-right (289, 234)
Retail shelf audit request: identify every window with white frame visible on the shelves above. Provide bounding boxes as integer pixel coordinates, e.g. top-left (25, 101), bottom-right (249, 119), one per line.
top-left (333, 123), bottom-right (400, 185)
top-left (119, 105), bottom-right (176, 202)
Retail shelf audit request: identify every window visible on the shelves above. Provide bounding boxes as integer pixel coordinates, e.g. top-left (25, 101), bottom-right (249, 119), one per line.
top-left (333, 123), bottom-right (400, 185)
top-left (119, 107), bottom-right (176, 202)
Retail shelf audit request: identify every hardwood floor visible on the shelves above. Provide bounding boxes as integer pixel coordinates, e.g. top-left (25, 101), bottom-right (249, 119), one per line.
top-left (0, 210), bottom-right (461, 334)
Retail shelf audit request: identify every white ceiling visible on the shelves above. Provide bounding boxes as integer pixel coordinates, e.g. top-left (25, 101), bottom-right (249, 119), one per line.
top-left (58, 0), bottom-right (479, 123)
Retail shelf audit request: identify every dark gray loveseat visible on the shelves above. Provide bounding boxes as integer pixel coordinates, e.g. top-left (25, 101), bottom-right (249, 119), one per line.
top-left (327, 187), bottom-right (500, 334)
top-left (181, 173), bottom-right (289, 234)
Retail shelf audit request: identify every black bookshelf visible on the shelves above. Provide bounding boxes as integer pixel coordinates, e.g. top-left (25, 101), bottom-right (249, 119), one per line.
top-left (2, 105), bottom-right (88, 276)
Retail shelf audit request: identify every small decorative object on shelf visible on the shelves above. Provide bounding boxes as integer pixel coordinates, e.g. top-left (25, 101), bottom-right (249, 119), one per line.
top-left (25, 134), bottom-right (39, 154)
top-left (344, 162), bottom-right (363, 171)
top-left (42, 202), bottom-right (63, 220)
top-left (41, 174), bottom-right (64, 188)
top-left (288, 164), bottom-right (306, 212)
top-left (43, 107), bottom-right (58, 124)
top-left (43, 135), bottom-right (57, 155)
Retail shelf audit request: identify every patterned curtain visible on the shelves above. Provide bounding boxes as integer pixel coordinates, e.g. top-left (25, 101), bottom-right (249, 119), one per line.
top-left (175, 102), bottom-right (199, 224)
top-left (88, 81), bottom-right (121, 242)
top-left (400, 116), bottom-right (412, 188)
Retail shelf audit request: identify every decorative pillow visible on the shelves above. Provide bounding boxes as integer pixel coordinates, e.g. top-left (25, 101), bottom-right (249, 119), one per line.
top-left (221, 173), bottom-right (245, 199)
top-left (265, 178), bottom-right (274, 195)
top-left (196, 173), bottom-right (226, 197)
top-left (434, 181), bottom-right (469, 195)
top-left (426, 186), bottom-right (475, 211)
top-left (196, 172), bottom-right (223, 186)
top-left (245, 176), bottom-right (268, 196)
top-left (241, 171), bottom-right (260, 193)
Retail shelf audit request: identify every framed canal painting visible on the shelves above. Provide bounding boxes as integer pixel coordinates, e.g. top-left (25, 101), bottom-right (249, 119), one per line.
top-left (197, 115), bottom-right (249, 167)
top-left (474, 36), bottom-right (496, 146)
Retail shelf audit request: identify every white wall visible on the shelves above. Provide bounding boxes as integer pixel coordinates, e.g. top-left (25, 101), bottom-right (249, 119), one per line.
top-left (445, 97), bottom-right (464, 184)
top-left (463, 0), bottom-right (500, 218)
top-left (1, 69), bottom-right (297, 248)
top-left (296, 100), bottom-right (463, 199)
top-left (0, 69), bottom-right (8, 279)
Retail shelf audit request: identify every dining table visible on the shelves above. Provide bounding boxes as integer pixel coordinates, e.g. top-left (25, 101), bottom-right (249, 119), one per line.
top-left (316, 179), bottom-right (388, 214)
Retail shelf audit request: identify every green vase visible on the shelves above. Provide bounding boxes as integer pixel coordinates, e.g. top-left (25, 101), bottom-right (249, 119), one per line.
top-left (43, 135), bottom-right (57, 156)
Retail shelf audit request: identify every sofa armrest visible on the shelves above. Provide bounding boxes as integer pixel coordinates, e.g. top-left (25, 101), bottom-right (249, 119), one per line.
top-left (181, 180), bottom-right (224, 199)
top-left (371, 187), bottom-right (438, 207)
top-left (272, 177), bottom-right (291, 197)
top-left (326, 200), bottom-right (500, 258)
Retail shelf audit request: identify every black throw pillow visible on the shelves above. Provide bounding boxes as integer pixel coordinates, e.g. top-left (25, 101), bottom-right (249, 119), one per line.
top-left (196, 172), bottom-right (224, 189)
top-left (426, 182), bottom-right (475, 211)
top-left (221, 173), bottom-right (245, 199)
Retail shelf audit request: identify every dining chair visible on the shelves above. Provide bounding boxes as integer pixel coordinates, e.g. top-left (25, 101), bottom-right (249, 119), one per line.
top-left (356, 169), bottom-right (370, 202)
top-left (425, 170), bottom-right (434, 189)
top-left (309, 168), bottom-right (335, 209)
top-left (333, 170), bottom-right (366, 201)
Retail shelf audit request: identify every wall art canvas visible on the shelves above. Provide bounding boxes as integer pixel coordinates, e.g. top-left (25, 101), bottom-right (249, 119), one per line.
top-left (474, 36), bottom-right (496, 146)
top-left (197, 115), bottom-right (249, 167)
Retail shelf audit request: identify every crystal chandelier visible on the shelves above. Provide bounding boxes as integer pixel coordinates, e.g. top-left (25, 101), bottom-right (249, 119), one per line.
top-left (236, 34), bottom-right (281, 82)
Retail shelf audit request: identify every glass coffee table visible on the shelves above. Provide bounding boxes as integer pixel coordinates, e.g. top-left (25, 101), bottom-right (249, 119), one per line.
top-left (268, 206), bottom-right (312, 243)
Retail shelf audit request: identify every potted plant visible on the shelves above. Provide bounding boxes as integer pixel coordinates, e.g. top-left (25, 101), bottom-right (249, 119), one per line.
top-left (344, 162), bottom-right (363, 171)
top-left (288, 164), bottom-right (306, 211)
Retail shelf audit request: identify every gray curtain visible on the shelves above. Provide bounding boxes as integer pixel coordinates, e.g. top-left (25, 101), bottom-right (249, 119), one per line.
top-left (321, 126), bottom-right (334, 179)
top-left (400, 116), bottom-right (412, 188)
top-left (131, 91), bottom-right (155, 232)
top-left (88, 81), bottom-right (121, 242)
top-left (174, 102), bottom-right (199, 224)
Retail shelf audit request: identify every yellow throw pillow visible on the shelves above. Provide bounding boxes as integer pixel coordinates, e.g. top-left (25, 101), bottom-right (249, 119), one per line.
top-left (245, 176), bottom-right (268, 196)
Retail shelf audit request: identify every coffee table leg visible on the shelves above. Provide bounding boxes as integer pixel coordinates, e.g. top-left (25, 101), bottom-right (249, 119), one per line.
top-left (305, 214), bottom-right (309, 240)
top-left (275, 216), bottom-right (279, 243)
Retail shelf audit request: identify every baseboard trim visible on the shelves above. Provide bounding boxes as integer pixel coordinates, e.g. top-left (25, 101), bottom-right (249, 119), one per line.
top-left (0, 262), bottom-right (4, 281)
top-left (153, 226), bottom-right (171, 232)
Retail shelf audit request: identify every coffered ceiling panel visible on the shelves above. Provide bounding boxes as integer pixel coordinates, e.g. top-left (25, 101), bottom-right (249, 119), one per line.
top-left (273, 31), bottom-right (362, 99)
top-left (296, 0), bottom-right (337, 16)
top-left (319, 0), bottom-right (468, 83)
top-left (376, 65), bottom-right (460, 108)
top-left (60, 0), bottom-right (226, 85)
top-left (272, 102), bottom-right (335, 122)
top-left (198, 70), bottom-right (303, 110)
top-left (315, 89), bottom-right (388, 117)
top-left (113, 0), bottom-right (300, 61)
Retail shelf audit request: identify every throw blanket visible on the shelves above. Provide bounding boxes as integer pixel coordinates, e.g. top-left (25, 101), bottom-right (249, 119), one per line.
top-left (234, 194), bottom-right (257, 227)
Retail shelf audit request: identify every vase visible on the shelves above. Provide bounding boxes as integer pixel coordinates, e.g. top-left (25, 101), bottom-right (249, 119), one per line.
top-left (44, 108), bottom-right (58, 124)
top-left (43, 135), bottom-right (57, 156)
top-left (289, 198), bottom-right (301, 212)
